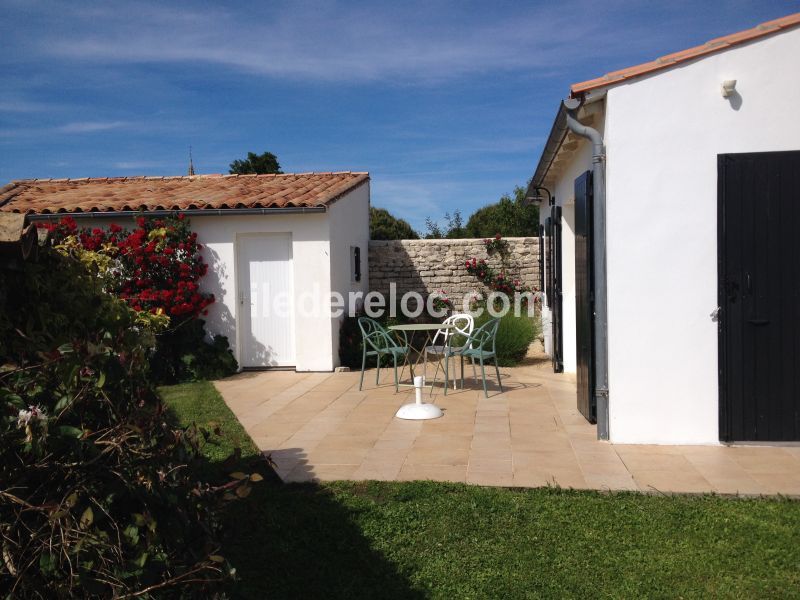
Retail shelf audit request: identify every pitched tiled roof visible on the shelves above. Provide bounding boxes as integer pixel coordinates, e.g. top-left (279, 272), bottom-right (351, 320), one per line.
top-left (571, 12), bottom-right (800, 96)
top-left (0, 172), bottom-right (369, 215)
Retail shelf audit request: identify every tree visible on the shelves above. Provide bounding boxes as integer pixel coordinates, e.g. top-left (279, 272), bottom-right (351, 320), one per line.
top-left (229, 151), bottom-right (282, 175)
top-left (370, 207), bottom-right (419, 240)
top-left (425, 209), bottom-right (465, 239)
top-left (463, 186), bottom-right (539, 238)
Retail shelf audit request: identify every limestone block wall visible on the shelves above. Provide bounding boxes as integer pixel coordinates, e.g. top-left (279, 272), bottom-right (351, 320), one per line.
top-left (368, 237), bottom-right (540, 298)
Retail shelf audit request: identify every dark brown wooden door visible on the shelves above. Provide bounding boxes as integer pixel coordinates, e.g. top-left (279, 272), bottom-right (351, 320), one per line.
top-left (718, 151), bottom-right (800, 441)
top-left (575, 171), bottom-right (595, 423)
top-left (546, 206), bottom-right (564, 373)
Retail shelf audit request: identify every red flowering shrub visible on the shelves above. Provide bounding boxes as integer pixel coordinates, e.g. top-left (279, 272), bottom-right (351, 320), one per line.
top-left (483, 234), bottom-right (509, 257)
top-left (465, 256), bottom-right (531, 296)
top-left (43, 215), bottom-right (214, 320)
top-left (40, 214), bottom-right (236, 382)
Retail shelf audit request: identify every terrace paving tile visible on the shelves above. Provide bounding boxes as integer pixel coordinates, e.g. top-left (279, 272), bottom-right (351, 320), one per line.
top-left (216, 348), bottom-right (800, 495)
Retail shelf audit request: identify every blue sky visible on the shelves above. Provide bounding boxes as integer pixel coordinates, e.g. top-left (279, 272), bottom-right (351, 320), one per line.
top-left (1, 0), bottom-right (797, 232)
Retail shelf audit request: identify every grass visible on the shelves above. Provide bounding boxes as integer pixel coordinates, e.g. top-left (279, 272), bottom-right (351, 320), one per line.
top-left (160, 381), bottom-right (800, 599)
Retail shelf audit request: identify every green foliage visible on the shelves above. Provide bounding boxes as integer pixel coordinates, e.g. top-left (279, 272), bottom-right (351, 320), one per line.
top-left (424, 185), bottom-right (539, 239)
top-left (0, 245), bottom-right (255, 597)
top-left (151, 318), bottom-right (239, 384)
top-left (229, 151), bottom-right (282, 175)
top-left (424, 209), bottom-right (465, 239)
top-left (464, 186), bottom-right (538, 238)
top-left (157, 383), bottom-right (800, 599)
top-left (370, 207), bottom-right (419, 240)
top-left (474, 310), bottom-right (539, 366)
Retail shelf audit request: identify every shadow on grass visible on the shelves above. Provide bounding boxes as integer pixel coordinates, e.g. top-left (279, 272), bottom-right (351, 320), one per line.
top-left (223, 468), bottom-right (425, 599)
top-left (162, 399), bottom-right (422, 600)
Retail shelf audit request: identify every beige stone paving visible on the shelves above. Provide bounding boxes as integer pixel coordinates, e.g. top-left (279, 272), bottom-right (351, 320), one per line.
top-left (214, 358), bottom-right (800, 496)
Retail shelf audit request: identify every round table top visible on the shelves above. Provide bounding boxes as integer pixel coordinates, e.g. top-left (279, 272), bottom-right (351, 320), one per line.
top-left (388, 322), bottom-right (456, 331)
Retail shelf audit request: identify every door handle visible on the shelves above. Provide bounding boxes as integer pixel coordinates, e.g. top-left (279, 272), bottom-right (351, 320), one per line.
top-left (239, 290), bottom-right (244, 305)
top-left (747, 319), bottom-right (769, 326)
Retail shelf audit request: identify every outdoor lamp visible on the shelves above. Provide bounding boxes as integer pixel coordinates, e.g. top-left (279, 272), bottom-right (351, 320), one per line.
top-left (526, 186), bottom-right (552, 206)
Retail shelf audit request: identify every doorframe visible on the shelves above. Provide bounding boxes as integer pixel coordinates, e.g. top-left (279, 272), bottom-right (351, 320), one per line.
top-left (716, 154), bottom-right (730, 442)
top-left (234, 232), bottom-right (295, 368)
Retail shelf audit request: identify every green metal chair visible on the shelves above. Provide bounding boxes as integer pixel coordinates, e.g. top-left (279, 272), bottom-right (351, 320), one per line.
top-left (357, 317), bottom-right (410, 392)
top-left (443, 317), bottom-right (503, 397)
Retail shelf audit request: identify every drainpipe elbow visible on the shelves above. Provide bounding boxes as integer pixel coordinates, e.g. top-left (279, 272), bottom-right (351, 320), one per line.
top-left (562, 99), bottom-right (605, 161)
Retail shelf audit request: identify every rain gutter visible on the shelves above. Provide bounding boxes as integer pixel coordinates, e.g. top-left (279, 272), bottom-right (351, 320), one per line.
top-left (563, 96), bottom-right (610, 441)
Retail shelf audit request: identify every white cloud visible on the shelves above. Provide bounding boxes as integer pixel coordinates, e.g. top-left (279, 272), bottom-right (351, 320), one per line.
top-left (0, 99), bottom-right (52, 112)
top-left (57, 121), bottom-right (129, 133)
top-left (12, 0), bottom-right (658, 84)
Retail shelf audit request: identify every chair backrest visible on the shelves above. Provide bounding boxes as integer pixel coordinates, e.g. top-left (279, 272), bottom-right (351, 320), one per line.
top-left (357, 317), bottom-right (398, 352)
top-left (431, 313), bottom-right (474, 347)
top-left (461, 317), bottom-right (500, 354)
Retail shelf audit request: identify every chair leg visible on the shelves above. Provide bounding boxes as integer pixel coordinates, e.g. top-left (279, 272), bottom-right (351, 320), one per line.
top-left (460, 355), bottom-right (465, 389)
top-left (393, 354), bottom-right (399, 392)
top-left (494, 360), bottom-right (503, 393)
top-left (359, 349), bottom-right (366, 391)
top-left (444, 354), bottom-right (449, 396)
top-left (471, 358), bottom-right (477, 382)
top-left (480, 356), bottom-right (488, 398)
top-left (376, 355), bottom-right (380, 385)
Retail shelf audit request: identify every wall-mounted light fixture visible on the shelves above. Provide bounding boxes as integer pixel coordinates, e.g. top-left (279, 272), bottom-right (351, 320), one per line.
top-left (721, 79), bottom-right (737, 98)
top-left (525, 186), bottom-right (553, 206)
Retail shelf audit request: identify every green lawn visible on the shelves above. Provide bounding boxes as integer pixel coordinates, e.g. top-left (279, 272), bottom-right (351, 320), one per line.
top-left (160, 381), bottom-right (800, 599)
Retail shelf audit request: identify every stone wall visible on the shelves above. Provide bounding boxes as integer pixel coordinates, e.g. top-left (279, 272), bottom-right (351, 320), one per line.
top-left (368, 237), bottom-right (540, 298)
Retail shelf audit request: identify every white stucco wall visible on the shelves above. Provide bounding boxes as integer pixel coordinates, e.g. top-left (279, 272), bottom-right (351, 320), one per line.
top-left (327, 182), bottom-right (371, 367)
top-left (603, 28), bottom-right (800, 444)
top-left (192, 212), bottom-right (335, 372)
top-left (538, 27), bottom-right (800, 444)
top-left (541, 135), bottom-right (597, 374)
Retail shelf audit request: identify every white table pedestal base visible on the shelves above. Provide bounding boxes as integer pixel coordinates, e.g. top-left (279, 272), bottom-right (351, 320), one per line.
top-left (395, 402), bottom-right (443, 420)
top-left (395, 374), bottom-right (444, 420)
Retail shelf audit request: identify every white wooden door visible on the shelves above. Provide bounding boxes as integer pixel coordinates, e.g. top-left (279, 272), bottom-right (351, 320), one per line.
top-left (237, 234), bottom-right (295, 367)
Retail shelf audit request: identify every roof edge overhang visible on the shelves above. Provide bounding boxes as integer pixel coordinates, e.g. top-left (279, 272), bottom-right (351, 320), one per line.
top-left (527, 92), bottom-right (605, 197)
top-left (23, 206), bottom-right (328, 220)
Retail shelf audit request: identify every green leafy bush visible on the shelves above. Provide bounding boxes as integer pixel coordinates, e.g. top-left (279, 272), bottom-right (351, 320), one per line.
top-left (474, 310), bottom-right (539, 366)
top-left (151, 318), bottom-right (239, 384)
top-left (0, 242), bottom-right (255, 597)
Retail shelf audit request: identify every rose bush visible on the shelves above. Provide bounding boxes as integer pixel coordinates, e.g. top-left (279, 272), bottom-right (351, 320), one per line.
top-left (41, 215), bottom-right (236, 383)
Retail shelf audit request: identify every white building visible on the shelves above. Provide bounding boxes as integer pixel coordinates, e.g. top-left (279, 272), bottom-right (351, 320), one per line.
top-left (0, 172), bottom-right (370, 372)
top-left (527, 13), bottom-right (800, 444)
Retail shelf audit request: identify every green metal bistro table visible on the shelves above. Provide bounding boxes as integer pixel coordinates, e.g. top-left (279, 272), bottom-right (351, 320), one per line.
top-left (388, 322), bottom-right (455, 385)
top-left (388, 322), bottom-right (454, 420)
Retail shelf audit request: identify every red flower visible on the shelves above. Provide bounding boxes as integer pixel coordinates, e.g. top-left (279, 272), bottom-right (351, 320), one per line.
top-left (495, 233), bottom-right (501, 240)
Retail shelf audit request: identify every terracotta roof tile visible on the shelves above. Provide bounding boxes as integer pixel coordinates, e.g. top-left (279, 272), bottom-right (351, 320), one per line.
top-left (0, 172), bottom-right (369, 215)
top-left (571, 12), bottom-right (800, 96)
